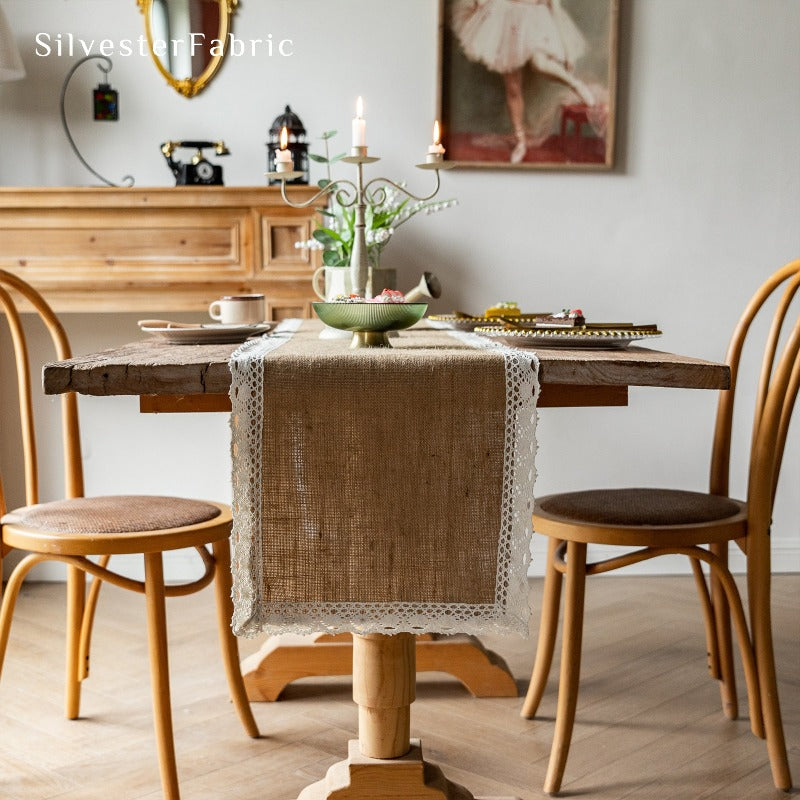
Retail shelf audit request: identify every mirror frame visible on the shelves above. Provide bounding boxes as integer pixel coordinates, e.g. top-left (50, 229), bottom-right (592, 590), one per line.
top-left (137, 0), bottom-right (238, 98)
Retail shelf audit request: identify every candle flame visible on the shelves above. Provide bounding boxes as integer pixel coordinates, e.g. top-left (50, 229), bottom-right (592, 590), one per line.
top-left (433, 120), bottom-right (441, 146)
top-left (280, 126), bottom-right (288, 150)
top-left (356, 96), bottom-right (364, 119)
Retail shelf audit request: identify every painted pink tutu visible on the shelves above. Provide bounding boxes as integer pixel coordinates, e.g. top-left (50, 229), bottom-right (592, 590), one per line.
top-left (451, 0), bottom-right (587, 73)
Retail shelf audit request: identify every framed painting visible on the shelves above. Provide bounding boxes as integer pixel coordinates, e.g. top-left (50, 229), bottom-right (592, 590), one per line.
top-left (438, 0), bottom-right (619, 169)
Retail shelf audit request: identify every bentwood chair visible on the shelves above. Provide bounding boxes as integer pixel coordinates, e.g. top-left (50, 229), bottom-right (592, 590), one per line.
top-left (522, 259), bottom-right (799, 794)
top-left (0, 270), bottom-right (259, 799)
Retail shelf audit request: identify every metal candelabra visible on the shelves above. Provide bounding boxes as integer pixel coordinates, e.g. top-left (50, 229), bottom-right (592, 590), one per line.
top-left (267, 145), bottom-right (452, 298)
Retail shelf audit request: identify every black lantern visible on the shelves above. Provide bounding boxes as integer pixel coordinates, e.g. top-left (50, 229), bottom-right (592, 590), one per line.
top-left (266, 104), bottom-right (309, 185)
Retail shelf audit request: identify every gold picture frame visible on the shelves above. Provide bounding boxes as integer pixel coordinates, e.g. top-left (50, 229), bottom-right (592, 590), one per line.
top-left (438, 0), bottom-right (619, 169)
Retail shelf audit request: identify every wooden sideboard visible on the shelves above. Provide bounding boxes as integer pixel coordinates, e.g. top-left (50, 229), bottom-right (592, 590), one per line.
top-left (0, 186), bottom-right (322, 317)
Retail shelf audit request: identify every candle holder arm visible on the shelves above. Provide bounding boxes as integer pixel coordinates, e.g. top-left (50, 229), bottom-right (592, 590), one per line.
top-left (279, 179), bottom-right (359, 209)
top-left (362, 172), bottom-right (442, 207)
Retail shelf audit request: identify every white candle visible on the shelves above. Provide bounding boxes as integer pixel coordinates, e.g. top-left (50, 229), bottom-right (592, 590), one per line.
top-left (276, 125), bottom-right (292, 171)
top-left (352, 96), bottom-right (366, 148)
top-left (428, 120), bottom-right (445, 156)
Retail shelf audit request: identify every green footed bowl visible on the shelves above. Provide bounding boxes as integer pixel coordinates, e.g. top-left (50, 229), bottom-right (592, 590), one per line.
top-left (313, 302), bottom-right (428, 333)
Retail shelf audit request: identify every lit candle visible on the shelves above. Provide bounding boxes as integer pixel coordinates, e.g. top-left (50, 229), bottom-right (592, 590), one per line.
top-left (352, 96), bottom-right (366, 148)
top-left (276, 125), bottom-right (292, 171)
top-left (427, 120), bottom-right (446, 160)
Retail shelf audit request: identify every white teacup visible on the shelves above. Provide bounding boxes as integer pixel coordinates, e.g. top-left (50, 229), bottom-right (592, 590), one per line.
top-left (208, 294), bottom-right (265, 325)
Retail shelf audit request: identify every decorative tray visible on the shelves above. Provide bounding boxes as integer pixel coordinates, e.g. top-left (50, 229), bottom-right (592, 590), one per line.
top-left (428, 313), bottom-right (547, 332)
top-left (140, 322), bottom-right (271, 345)
top-left (475, 325), bottom-right (662, 349)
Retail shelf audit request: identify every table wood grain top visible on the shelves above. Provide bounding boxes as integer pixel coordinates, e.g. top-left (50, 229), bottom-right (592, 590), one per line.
top-left (43, 333), bottom-right (730, 398)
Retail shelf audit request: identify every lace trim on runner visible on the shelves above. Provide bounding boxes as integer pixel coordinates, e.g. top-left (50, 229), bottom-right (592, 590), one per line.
top-left (229, 325), bottom-right (539, 638)
top-left (229, 320), bottom-right (300, 635)
top-left (446, 331), bottom-right (540, 636)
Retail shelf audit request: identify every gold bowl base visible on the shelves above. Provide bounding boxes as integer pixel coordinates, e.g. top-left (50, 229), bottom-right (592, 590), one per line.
top-left (350, 331), bottom-right (392, 348)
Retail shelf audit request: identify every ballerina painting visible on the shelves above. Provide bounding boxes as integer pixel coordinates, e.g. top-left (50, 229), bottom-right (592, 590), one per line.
top-left (440, 0), bottom-right (618, 168)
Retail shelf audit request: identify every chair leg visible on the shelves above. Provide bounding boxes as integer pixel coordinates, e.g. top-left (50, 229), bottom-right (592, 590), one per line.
top-left (544, 540), bottom-right (587, 796)
top-left (0, 568), bottom-right (22, 678)
top-left (65, 565), bottom-right (86, 720)
top-left (690, 557), bottom-right (720, 679)
top-left (522, 536), bottom-right (563, 719)
top-left (748, 534), bottom-right (792, 790)
top-left (78, 555), bottom-right (111, 681)
top-left (710, 542), bottom-right (737, 719)
top-left (211, 539), bottom-right (259, 738)
top-left (144, 552), bottom-right (181, 800)
top-left (0, 553), bottom-right (48, 678)
top-left (700, 555), bottom-right (763, 738)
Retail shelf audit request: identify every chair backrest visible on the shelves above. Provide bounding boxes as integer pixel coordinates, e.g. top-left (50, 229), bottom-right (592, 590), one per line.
top-left (0, 269), bottom-right (83, 521)
top-left (709, 259), bottom-right (800, 529)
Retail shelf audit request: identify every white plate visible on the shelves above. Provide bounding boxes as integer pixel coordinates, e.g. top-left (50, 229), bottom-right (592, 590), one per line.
top-left (475, 326), bottom-right (662, 349)
top-left (141, 323), bottom-right (271, 345)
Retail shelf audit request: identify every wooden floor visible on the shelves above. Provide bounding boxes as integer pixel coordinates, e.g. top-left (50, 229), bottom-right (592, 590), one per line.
top-left (0, 575), bottom-right (797, 800)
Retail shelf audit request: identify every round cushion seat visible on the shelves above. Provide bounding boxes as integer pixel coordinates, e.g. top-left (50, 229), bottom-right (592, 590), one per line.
top-left (1, 495), bottom-right (231, 555)
top-left (534, 488), bottom-right (747, 547)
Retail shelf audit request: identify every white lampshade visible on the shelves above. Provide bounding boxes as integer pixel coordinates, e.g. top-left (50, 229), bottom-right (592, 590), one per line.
top-left (0, 4), bottom-right (25, 82)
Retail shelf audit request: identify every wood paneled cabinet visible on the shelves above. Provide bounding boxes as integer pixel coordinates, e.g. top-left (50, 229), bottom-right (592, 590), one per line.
top-left (0, 186), bottom-right (323, 318)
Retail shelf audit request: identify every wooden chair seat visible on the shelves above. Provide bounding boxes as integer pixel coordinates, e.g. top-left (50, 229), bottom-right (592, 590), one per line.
top-left (535, 488), bottom-right (747, 547)
top-left (2, 496), bottom-right (231, 555)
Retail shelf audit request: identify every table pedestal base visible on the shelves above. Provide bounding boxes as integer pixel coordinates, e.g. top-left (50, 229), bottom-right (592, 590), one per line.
top-left (293, 633), bottom-right (515, 800)
top-left (296, 740), bottom-right (514, 800)
top-left (242, 633), bottom-right (518, 701)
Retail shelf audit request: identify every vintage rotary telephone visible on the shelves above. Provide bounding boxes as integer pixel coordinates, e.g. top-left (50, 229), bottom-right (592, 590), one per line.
top-left (160, 140), bottom-right (230, 185)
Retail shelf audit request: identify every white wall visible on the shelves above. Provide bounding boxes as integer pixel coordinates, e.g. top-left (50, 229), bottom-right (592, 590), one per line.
top-left (1, 0), bottom-right (798, 580)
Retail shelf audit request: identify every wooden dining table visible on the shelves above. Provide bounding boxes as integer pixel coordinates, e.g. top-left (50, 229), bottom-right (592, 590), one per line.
top-left (43, 330), bottom-right (730, 800)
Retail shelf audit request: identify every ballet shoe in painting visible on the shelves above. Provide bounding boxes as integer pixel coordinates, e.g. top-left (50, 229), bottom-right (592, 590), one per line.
top-left (511, 134), bottom-right (527, 164)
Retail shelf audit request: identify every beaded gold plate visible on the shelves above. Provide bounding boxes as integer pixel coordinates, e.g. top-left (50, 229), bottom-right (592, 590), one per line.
top-left (475, 325), bottom-right (663, 349)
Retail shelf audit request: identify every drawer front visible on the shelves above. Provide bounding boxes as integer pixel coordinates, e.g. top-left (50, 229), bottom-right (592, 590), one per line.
top-left (259, 213), bottom-right (317, 273)
top-left (0, 207), bottom-right (252, 279)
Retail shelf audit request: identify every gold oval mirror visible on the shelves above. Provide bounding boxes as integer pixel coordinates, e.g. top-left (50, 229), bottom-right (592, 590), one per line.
top-left (137, 0), bottom-right (238, 98)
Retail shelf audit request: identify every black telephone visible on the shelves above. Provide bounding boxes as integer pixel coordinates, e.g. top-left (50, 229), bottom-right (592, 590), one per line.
top-left (161, 140), bottom-right (230, 186)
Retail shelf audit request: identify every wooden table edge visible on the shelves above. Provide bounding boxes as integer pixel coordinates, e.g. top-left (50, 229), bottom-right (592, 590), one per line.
top-left (136, 384), bottom-right (635, 414)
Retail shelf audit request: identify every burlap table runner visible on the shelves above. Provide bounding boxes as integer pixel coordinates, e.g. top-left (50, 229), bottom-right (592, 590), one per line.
top-left (229, 320), bottom-right (539, 637)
